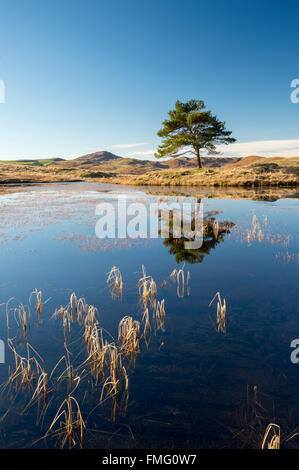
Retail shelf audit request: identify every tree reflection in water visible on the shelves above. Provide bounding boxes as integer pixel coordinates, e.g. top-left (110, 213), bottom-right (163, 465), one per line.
top-left (162, 210), bottom-right (235, 264)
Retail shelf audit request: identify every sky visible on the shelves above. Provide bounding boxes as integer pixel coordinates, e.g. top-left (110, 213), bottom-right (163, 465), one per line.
top-left (0, 0), bottom-right (299, 160)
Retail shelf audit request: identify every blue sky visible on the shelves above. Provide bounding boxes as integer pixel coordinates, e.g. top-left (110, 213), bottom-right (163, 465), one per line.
top-left (0, 0), bottom-right (299, 160)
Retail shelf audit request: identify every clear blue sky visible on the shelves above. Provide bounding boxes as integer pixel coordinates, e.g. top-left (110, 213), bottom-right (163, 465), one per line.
top-left (1, 0), bottom-right (299, 160)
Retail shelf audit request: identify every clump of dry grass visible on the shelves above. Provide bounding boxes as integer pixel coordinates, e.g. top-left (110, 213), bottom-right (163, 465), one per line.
top-left (17, 305), bottom-right (28, 338)
top-left (53, 293), bottom-right (94, 339)
top-left (153, 300), bottom-right (166, 333)
top-left (262, 423), bottom-right (280, 449)
top-left (243, 215), bottom-right (266, 245)
top-left (83, 305), bottom-right (98, 348)
top-left (170, 268), bottom-right (178, 283)
top-left (35, 289), bottom-right (42, 316)
top-left (137, 266), bottom-right (167, 342)
top-left (138, 265), bottom-right (157, 308)
top-left (69, 293), bottom-right (89, 323)
top-left (83, 317), bottom-right (130, 415)
top-left (8, 340), bottom-right (46, 395)
top-left (107, 266), bottom-right (123, 300)
top-left (85, 325), bottom-right (108, 382)
top-left (29, 370), bottom-right (49, 408)
top-left (209, 292), bottom-right (227, 334)
top-left (84, 324), bottom-right (129, 419)
top-left (170, 266), bottom-right (190, 298)
top-left (50, 342), bottom-right (76, 386)
top-left (55, 305), bottom-right (72, 338)
top-left (28, 289), bottom-right (50, 327)
top-left (97, 342), bottom-right (129, 420)
top-left (142, 307), bottom-right (152, 346)
top-left (3, 277), bottom-right (169, 442)
top-left (45, 395), bottom-right (85, 449)
top-left (5, 299), bottom-right (30, 339)
top-left (118, 316), bottom-right (140, 360)
top-left (70, 292), bottom-right (78, 320)
top-left (33, 289), bottom-right (43, 328)
top-left (100, 344), bottom-right (128, 400)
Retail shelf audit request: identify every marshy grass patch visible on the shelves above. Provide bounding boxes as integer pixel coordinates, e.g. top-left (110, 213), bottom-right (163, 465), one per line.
top-left (1, 267), bottom-right (168, 446)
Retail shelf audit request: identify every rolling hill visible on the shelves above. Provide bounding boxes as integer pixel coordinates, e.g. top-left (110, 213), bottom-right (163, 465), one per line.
top-left (48, 151), bottom-right (240, 174)
top-left (1, 151), bottom-right (299, 187)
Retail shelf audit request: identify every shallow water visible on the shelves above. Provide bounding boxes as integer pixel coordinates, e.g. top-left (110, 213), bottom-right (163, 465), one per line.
top-left (0, 182), bottom-right (299, 449)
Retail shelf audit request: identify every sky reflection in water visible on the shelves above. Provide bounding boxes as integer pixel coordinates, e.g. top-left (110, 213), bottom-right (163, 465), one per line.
top-left (0, 183), bottom-right (299, 448)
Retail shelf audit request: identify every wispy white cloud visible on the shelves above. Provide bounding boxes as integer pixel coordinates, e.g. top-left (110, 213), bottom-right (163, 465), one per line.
top-left (216, 140), bottom-right (299, 158)
top-left (127, 140), bottom-right (299, 160)
top-left (110, 142), bottom-right (150, 149)
top-left (128, 149), bottom-right (156, 157)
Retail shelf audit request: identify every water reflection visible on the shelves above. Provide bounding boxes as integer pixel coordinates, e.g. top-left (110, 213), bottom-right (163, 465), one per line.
top-left (141, 185), bottom-right (299, 202)
top-left (1, 183), bottom-right (299, 448)
top-left (162, 212), bottom-right (235, 264)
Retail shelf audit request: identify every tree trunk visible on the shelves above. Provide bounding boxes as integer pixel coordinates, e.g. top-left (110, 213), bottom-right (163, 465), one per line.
top-left (195, 148), bottom-right (202, 168)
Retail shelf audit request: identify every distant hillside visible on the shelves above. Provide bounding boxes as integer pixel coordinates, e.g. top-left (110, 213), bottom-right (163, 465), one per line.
top-left (225, 155), bottom-right (299, 167)
top-left (73, 151), bottom-right (121, 165)
top-left (1, 151), bottom-right (299, 187)
top-left (56, 151), bottom-right (165, 175)
top-left (0, 158), bottom-right (64, 166)
top-left (48, 151), bottom-right (239, 175)
top-left (164, 156), bottom-right (240, 169)
top-left (2, 151), bottom-right (299, 179)
top-left (0, 151), bottom-right (240, 175)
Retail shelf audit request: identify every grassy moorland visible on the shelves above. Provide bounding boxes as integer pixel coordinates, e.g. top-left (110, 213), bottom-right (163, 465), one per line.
top-left (106, 157), bottom-right (299, 187)
top-left (1, 154), bottom-right (299, 189)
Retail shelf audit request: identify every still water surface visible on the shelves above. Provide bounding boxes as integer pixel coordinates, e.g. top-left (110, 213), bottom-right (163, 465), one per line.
top-left (0, 182), bottom-right (299, 448)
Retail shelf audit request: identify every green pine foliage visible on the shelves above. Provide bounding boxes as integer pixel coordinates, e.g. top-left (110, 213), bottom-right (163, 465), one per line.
top-left (155, 100), bottom-right (236, 168)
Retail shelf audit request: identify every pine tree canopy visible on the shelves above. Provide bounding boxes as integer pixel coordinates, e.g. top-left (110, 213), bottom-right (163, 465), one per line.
top-left (154, 100), bottom-right (236, 168)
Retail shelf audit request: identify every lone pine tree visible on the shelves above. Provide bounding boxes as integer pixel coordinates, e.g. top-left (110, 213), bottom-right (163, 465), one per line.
top-left (155, 100), bottom-right (236, 168)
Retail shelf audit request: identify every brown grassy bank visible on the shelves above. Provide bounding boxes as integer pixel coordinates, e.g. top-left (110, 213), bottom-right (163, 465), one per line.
top-left (0, 163), bottom-right (83, 185)
top-left (104, 163), bottom-right (299, 187)
top-left (1, 156), bottom-right (299, 189)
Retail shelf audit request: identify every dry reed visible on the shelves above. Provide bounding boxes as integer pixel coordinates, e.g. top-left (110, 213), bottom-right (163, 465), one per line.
top-left (107, 266), bottom-right (123, 300)
top-left (142, 307), bottom-right (152, 346)
top-left (118, 316), bottom-right (140, 360)
top-left (138, 265), bottom-right (157, 308)
top-left (8, 340), bottom-right (46, 396)
top-left (4, 277), bottom-right (168, 441)
top-left (261, 423), bottom-right (280, 449)
top-left (170, 266), bottom-right (189, 298)
top-left (35, 289), bottom-right (42, 316)
top-left (46, 395), bottom-right (85, 449)
top-left (153, 300), bottom-right (166, 333)
top-left (209, 292), bottom-right (227, 334)
top-left (53, 293), bottom-right (94, 339)
top-left (17, 305), bottom-right (28, 338)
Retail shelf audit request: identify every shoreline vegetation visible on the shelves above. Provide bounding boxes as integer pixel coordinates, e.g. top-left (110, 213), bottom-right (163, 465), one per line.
top-left (1, 154), bottom-right (299, 190)
top-left (105, 164), bottom-right (299, 187)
